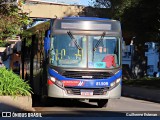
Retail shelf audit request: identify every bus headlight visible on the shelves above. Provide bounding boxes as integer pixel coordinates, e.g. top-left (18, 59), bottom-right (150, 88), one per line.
top-left (48, 76), bottom-right (64, 88)
top-left (110, 78), bottom-right (121, 90)
top-left (50, 76), bottom-right (56, 82)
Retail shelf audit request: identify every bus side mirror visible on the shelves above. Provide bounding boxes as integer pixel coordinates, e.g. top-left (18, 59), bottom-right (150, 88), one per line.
top-left (44, 37), bottom-right (50, 55)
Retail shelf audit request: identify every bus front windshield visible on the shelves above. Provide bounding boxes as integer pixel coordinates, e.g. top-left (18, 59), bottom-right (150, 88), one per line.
top-left (50, 34), bottom-right (120, 69)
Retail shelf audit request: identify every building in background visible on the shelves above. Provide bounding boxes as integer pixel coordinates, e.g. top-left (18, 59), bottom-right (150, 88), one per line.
top-left (145, 42), bottom-right (160, 77)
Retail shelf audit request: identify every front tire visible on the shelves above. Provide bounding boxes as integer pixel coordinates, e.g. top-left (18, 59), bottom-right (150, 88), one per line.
top-left (97, 99), bottom-right (108, 108)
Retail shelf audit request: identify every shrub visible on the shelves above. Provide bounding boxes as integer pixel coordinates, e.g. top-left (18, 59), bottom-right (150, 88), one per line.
top-left (0, 67), bottom-right (32, 96)
top-left (0, 40), bottom-right (9, 47)
top-left (123, 77), bottom-right (160, 88)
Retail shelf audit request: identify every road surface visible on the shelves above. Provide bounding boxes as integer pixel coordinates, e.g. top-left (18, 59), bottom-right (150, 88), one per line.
top-left (33, 97), bottom-right (160, 117)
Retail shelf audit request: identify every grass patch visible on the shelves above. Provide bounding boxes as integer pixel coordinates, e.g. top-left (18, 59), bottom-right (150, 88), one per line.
top-left (123, 77), bottom-right (160, 89)
top-left (0, 67), bottom-right (32, 96)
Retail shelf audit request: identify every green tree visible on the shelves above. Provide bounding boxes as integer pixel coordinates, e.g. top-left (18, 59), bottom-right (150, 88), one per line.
top-left (114, 0), bottom-right (160, 78)
top-left (91, 0), bottom-right (160, 43)
top-left (116, 0), bottom-right (160, 43)
top-left (90, 0), bottom-right (123, 18)
top-left (0, 0), bottom-right (31, 41)
top-left (91, 0), bottom-right (160, 78)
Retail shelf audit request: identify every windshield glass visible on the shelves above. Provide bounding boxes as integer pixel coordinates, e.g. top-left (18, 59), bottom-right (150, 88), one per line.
top-left (50, 34), bottom-right (86, 68)
top-left (50, 34), bottom-right (120, 69)
top-left (88, 36), bottom-right (120, 68)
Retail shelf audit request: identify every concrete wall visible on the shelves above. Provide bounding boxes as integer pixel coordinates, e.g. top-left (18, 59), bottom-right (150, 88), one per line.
top-left (21, 3), bottom-right (107, 18)
top-left (22, 4), bottom-right (85, 18)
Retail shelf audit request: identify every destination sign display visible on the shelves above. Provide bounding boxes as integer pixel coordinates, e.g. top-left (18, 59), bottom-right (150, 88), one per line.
top-left (54, 19), bottom-right (121, 33)
top-left (61, 22), bottom-right (112, 30)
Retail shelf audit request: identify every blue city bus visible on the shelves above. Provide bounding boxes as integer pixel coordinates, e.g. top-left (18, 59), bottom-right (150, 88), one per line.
top-left (22, 17), bottom-right (122, 108)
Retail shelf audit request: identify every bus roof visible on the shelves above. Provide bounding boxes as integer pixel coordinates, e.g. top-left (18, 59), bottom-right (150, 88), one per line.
top-left (23, 20), bottom-right (50, 35)
top-left (54, 17), bottom-right (121, 34)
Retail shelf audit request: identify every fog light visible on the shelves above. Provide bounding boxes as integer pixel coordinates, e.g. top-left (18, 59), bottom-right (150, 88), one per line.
top-left (67, 90), bottom-right (71, 94)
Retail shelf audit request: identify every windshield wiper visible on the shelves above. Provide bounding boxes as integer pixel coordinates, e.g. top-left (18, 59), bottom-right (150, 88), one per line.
top-left (67, 31), bottom-right (82, 50)
top-left (93, 32), bottom-right (106, 51)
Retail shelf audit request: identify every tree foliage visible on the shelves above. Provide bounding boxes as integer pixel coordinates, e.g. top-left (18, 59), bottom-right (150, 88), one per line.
top-left (0, 0), bottom-right (31, 40)
top-left (116, 0), bottom-right (160, 43)
top-left (91, 0), bottom-right (160, 78)
top-left (90, 0), bottom-right (123, 18)
top-left (90, 0), bottom-right (122, 9)
top-left (91, 0), bottom-right (160, 43)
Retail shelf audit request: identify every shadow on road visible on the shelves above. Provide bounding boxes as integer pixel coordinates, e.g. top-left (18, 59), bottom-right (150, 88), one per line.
top-left (32, 95), bottom-right (128, 117)
top-left (32, 95), bottom-right (98, 108)
top-left (122, 85), bottom-right (160, 103)
top-left (41, 111), bottom-right (126, 117)
top-left (0, 103), bottom-right (24, 112)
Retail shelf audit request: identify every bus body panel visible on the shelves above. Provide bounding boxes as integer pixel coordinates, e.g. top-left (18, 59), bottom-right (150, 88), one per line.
top-left (47, 67), bottom-right (122, 99)
top-left (48, 83), bottom-right (121, 99)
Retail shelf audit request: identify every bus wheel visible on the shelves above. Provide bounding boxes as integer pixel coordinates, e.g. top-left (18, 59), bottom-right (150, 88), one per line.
top-left (41, 95), bottom-right (49, 106)
top-left (97, 99), bottom-right (108, 108)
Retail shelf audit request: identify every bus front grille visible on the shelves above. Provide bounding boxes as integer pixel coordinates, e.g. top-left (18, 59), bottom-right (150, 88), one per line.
top-left (65, 87), bottom-right (108, 95)
top-left (61, 71), bottom-right (112, 79)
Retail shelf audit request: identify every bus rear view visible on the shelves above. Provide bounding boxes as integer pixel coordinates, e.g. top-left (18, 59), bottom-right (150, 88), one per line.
top-left (47, 17), bottom-right (122, 108)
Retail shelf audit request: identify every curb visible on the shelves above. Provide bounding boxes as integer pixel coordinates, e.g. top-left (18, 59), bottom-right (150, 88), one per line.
top-left (0, 95), bottom-right (35, 112)
top-left (122, 85), bottom-right (160, 103)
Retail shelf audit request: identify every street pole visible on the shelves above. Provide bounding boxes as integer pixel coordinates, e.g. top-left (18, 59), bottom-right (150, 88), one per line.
top-left (130, 37), bottom-right (135, 78)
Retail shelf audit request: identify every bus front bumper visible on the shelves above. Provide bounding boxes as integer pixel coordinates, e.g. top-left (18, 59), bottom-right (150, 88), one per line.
top-left (48, 83), bottom-right (121, 99)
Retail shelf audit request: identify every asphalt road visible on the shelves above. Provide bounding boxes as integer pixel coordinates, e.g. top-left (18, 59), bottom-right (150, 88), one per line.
top-left (33, 97), bottom-right (160, 117)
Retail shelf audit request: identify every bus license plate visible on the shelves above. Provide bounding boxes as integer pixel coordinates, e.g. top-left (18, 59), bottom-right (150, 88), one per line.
top-left (81, 90), bottom-right (93, 96)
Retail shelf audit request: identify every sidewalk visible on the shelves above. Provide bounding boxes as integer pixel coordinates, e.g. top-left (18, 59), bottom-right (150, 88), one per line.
top-left (122, 85), bottom-right (160, 103)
